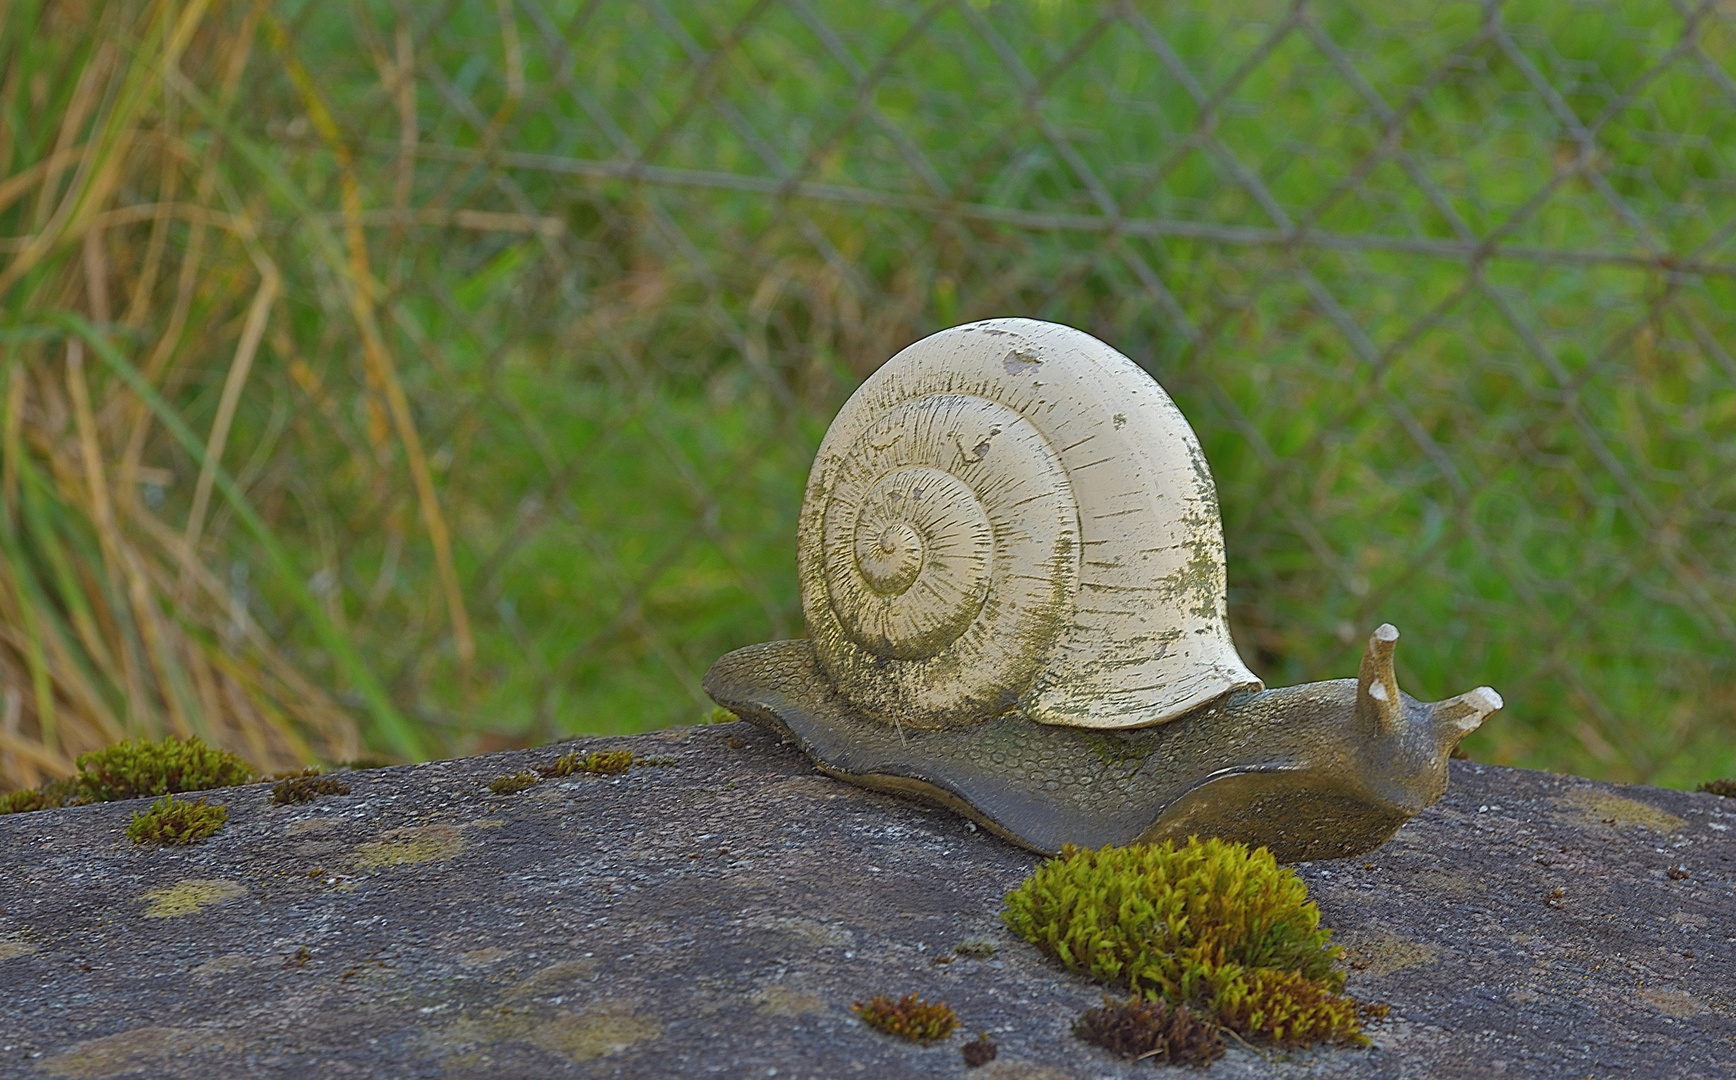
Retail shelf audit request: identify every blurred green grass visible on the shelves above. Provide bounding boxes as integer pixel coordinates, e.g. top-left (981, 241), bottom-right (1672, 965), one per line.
top-left (4, 0), bottom-right (1734, 789)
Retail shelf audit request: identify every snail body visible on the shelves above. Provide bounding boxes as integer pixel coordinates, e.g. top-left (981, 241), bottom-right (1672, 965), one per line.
top-left (703, 319), bottom-right (1501, 860)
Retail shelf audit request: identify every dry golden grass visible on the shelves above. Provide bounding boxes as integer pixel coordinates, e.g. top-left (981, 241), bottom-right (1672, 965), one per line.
top-left (0, 1), bottom-right (403, 786)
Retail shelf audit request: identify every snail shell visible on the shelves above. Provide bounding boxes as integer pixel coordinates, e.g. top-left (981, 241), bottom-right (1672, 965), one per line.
top-left (800, 318), bottom-right (1261, 731)
top-left (704, 319), bottom-right (1502, 859)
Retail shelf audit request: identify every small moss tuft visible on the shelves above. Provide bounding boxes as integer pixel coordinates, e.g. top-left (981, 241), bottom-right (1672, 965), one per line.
top-left (961, 1032), bottom-right (998, 1067)
top-left (271, 770), bottom-right (352, 805)
top-left (0, 777), bottom-right (81, 814)
top-left (1072, 996), bottom-right (1224, 1065)
top-left (1697, 778), bottom-right (1736, 797)
top-left (540, 749), bottom-right (634, 777)
top-left (1005, 838), bottom-right (1381, 1048)
top-left (954, 938), bottom-right (997, 959)
top-left (703, 706), bottom-right (739, 725)
top-left (852, 993), bottom-right (960, 1045)
top-left (126, 794), bottom-right (227, 845)
top-left (1210, 967), bottom-right (1371, 1048)
top-left (488, 770), bottom-right (542, 795)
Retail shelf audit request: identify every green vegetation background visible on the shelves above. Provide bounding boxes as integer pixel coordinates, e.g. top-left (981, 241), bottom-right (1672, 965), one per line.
top-left (2, 0), bottom-right (1733, 789)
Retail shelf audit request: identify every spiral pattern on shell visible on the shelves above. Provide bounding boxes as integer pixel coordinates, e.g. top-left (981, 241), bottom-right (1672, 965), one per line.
top-left (809, 393), bottom-right (1080, 726)
top-left (799, 319), bottom-right (1262, 732)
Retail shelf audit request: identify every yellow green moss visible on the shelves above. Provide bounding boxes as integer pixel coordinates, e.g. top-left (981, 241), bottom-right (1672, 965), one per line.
top-left (1, 736), bottom-right (256, 815)
top-left (271, 769), bottom-right (351, 805)
top-left (1004, 838), bottom-right (1380, 1049)
top-left (489, 770), bottom-right (542, 794)
top-left (1004, 838), bottom-right (1341, 997)
top-left (1211, 967), bottom-right (1382, 1047)
top-left (852, 993), bottom-right (959, 1045)
top-left (541, 750), bottom-right (634, 777)
top-left (126, 795), bottom-right (227, 845)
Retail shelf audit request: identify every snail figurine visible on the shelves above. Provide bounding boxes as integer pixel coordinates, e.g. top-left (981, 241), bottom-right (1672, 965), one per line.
top-left (703, 319), bottom-right (1502, 861)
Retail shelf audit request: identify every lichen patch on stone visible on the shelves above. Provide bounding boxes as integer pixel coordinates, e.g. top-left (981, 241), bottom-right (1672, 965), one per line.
top-left (745, 914), bottom-right (854, 947)
top-left (1337, 930), bottom-right (1441, 978)
top-left (1637, 987), bottom-right (1709, 1017)
top-left (967, 1060), bottom-right (1076, 1080)
top-left (0, 938), bottom-right (35, 960)
top-left (527, 1003), bottom-right (662, 1062)
top-left (141, 879), bottom-right (246, 919)
top-left (41, 1026), bottom-right (237, 1079)
top-left (459, 946), bottom-right (510, 968)
top-left (420, 1000), bottom-right (659, 1066)
top-left (753, 984), bottom-right (828, 1016)
top-left (504, 958), bottom-right (599, 1001)
top-left (191, 952), bottom-right (257, 981)
top-left (1557, 788), bottom-right (1686, 834)
top-left (353, 824), bottom-right (464, 869)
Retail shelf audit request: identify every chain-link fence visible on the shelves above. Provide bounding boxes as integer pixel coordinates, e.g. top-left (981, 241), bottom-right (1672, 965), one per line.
top-left (8, 0), bottom-right (1736, 787)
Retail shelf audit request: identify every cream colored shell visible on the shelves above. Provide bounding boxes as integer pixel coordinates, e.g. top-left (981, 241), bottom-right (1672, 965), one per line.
top-left (798, 318), bottom-right (1262, 731)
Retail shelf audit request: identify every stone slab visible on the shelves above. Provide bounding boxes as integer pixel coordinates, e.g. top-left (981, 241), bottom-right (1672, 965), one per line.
top-left (0, 721), bottom-right (1730, 1079)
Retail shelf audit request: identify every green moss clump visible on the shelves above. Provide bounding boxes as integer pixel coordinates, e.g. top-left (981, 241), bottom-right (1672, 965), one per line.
top-left (1072, 996), bottom-right (1224, 1065)
top-left (0, 777), bottom-right (82, 814)
top-left (489, 770), bottom-right (542, 795)
top-left (1004, 838), bottom-right (1341, 998)
top-left (1005, 838), bottom-right (1379, 1049)
top-left (954, 938), bottom-right (997, 959)
top-left (852, 993), bottom-right (959, 1045)
top-left (126, 794), bottom-right (227, 845)
top-left (271, 770), bottom-right (352, 805)
top-left (1697, 778), bottom-right (1736, 797)
top-left (0, 736), bottom-right (257, 815)
top-left (540, 749), bottom-right (634, 777)
top-left (76, 736), bottom-right (256, 801)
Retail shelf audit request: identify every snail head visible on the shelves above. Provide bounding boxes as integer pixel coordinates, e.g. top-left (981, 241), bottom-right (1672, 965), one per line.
top-left (1353, 623), bottom-right (1503, 812)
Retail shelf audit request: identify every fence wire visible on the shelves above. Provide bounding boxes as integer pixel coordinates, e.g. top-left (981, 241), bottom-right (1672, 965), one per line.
top-left (12, 0), bottom-right (1736, 786)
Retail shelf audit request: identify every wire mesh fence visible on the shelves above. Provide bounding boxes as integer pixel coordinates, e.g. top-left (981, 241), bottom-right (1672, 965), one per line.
top-left (4, 0), bottom-right (1735, 788)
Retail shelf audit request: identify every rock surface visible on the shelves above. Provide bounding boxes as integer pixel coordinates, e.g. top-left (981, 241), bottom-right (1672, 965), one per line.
top-left (0, 721), bottom-right (1731, 1079)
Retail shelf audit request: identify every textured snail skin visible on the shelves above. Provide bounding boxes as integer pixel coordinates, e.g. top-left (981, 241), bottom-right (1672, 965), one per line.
top-left (704, 625), bottom-right (1501, 861)
top-left (707, 318), bottom-right (1502, 860)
